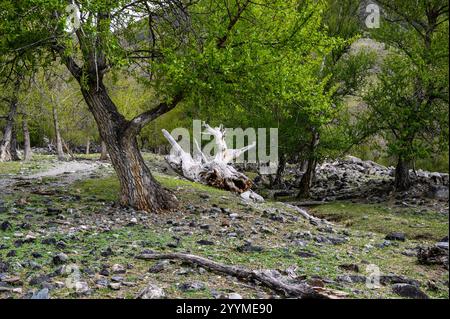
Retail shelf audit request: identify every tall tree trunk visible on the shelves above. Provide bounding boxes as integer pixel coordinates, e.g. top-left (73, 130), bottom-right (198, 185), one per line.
top-left (63, 140), bottom-right (75, 160)
top-left (0, 81), bottom-right (20, 162)
top-left (395, 157), bottom-right (412, 191)
top-left (22, 113), bottom-right (33, 161)
top-left (81, 83), bottom-right (177, 212)
top-left (297, 158), bottom-right (317, 199)
top-left (297, 129), bottom-right (320, 199)
top-left (300, 159), bottom-right (308, 172)
top-left (52, 105), bottom-right (65, 160)
top-left (9, 126), bottom-right (20, 161)
top-left (86, 137), bottom-right (90, 155)
top-left (99, 140), bottom-right (109, 160)
top-left (272, 153), bottom-right (286, 188)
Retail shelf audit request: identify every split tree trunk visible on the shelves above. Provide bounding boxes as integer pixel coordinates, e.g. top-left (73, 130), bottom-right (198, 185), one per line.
top-left (272, 153), bottom-right (286, 188)
top-left (86, 138), bottom-right (90, 155)
top-left (99, 141), bottom-right (109, 160)
top-left (63, 140), bottom-right (75, 160)
top-left (297, 159), bottom-right (317, 198)
top-left (80, 83), bottom-right (177, 212)
top-left (0, 81), bottom-right (20, 162)
top-left (58, 40), bottom-right (178, 212)
top-left (9, 126), bottom-right (20, 161)
top-left (395, 157), bottom-right (412, 191)
top-left (52, 105), bottom-right (65, 161)
top-left (22, 113), bottom-right (33, 161)
top-left (297, 129), bottom-right (320, 199)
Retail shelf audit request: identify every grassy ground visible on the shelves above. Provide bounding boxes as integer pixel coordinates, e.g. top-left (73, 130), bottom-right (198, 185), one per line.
top-left (0, 155), bottom-right (448, 299)
top-left (310, 202), bottom-right (448, 241)
top-left (0, 155), bottom-right (55, 175)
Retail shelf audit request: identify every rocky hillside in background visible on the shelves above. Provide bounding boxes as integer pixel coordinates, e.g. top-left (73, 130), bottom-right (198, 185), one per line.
top-left (256, 156), bottom-right (449, 213)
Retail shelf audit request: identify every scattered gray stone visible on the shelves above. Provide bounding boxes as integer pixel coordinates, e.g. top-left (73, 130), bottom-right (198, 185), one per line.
top-left (111, 275), bottom-right (124, 283)
top-left (179, 281), bottom-right (206, 292)
top-left (109, 282), bottom-right (121, 290)
top-left (376, 240), bottom-right (396, 248)
top-left (148, 261), bottom-right (169, 274)
top-left (197, 239), bottom-right (215, 246)
top-left (111, 264), bottom-right (126, 274)
top-left (426, 185), bottom-right (449, 200)
top-left (95, 278), bottom-right (109, 288)
top-left (295, 250), bottom-right (316, 258)
top-left (0, 221), bottom-right (12, 231)
top-left (41, 238), bottom-right (57, 245)
top-left (314, 235), bottom-right (347, 245)
top-left (209, 207), bottom-right (222, 214)
top-left (46, 207), bottom-right (63, 216)
top-left (417, 246), bottom-right (448, 266)
top-left (29, 274), bottom-right (50, 286)
top-left (56, 241), bottom-right (67, 249)
top-left (31, 288), bottom-right (50, 299)
top-left (392, 284), bottom-right (429, 299)
top-left (339, 264), bottom-right (360, 272)
top-left (385, 232), bottom-right (406, 242)
top-left (100, 247), bottom-right (114, 257)
top-left (227, 293), bottom-right (243, 299)
top-left (436, 241), bottom-right (449, 250)
top-left (53, 253), bottom-right (68, 265)
top-left (336, 275), bottom-right (366, 284)
top-left (137, 283), bottom-right (166, 299)
top-left (380, 275), bottom-right (420, 287)
top-left (199, 194), bottom-right (210, 200)
top-left (237, 242), bottom-right (264, 253)
top-left (75, 281), bottom-right (90, 294)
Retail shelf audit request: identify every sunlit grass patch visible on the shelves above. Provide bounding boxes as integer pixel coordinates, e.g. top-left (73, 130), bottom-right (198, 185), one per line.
top-left (70, 172), bottom-right (230, 204)
top-left (310, 202), bottom-right (448, 241)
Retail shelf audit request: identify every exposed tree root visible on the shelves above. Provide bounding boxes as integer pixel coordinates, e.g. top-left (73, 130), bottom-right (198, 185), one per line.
top-left (283, 203), bottom-right (331, 226)
top-left (136, 252), bottom-right (347, 299)
top-left (162, 123), bottom-right (255, 194)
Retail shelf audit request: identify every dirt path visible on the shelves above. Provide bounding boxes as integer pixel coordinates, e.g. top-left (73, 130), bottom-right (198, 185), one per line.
top-left (25, 161), bottom-right (106, 180)
top-left (0, 160), bottom-right (110, 194)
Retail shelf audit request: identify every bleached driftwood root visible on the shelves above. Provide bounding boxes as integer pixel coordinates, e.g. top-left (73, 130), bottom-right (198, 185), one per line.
top-left (241, 190), bottom-right (265, 202)
top-left (162, 123), bottom-right (258, 195)
top-left (137, 252), bottom-right (347, 299)
top-left (284, 203), bottom-right (331, 226)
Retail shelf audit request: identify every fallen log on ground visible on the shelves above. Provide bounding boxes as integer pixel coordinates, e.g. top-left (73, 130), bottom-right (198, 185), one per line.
top-left (417, 246), bottom-right (449, 268)
top-left (283, 203), bottom-right (331, 226)
top-left (136, 252), bottom-right (347, 299)
top-left (162, 123), bottom-right (256, 194)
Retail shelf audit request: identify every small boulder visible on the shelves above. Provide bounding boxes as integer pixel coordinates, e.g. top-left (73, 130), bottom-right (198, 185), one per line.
top-left (75, 281), bottom-right (90, 294)
top-left (0, 221), bottom-right (12, 231)
top-left (31, 288), bottom-right (50, 299)
top-left (227, 293), bottom-right (243, 299)
top-left (52, 253), bottom-right (69, 265)
top-left (385, 232), bottom-right (406, 242)
top-left (179, 281), bottom-right (206, 292)
top-left (392, 284), bottom-right (429, 299)
top-left (137, 283), bottom-right (166, 299)
top-left (111, 264), bottom-right (126, 274)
